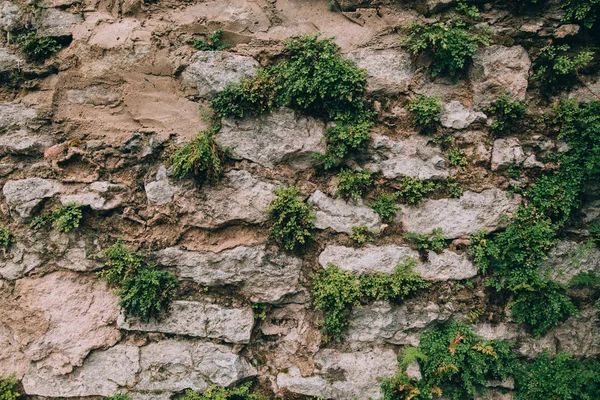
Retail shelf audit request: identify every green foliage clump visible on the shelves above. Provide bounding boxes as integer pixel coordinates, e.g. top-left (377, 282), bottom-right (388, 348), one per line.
top-left (591, 222), bottom-right (600, 246)
top-left (371, 191), bottom-right (400, 223)
top-left (251, 303), bottom-right (268, 321)
top-left (336, 168), bottom-right (373, 202)
top-left (314, 121), bottom-right (371, 170)
top-left (183, 383), bottom-right (268, 400)
top-left (407, 95), bottom-right (442, 134)
top-left (104, 394), bottom-right (132, 400)
top-left (531, 44), bottom-right (593, 88)
top-left (380, 321), bottom-right (516, 400)
top-left (350, 225), bottom-right (376, 246)
top-left (194, 28), bottom-right (229, 51)
top-left (441, 176), bottom-right (464, 198)
top-left (30, 202), bottom-right (83, 233)
top-left (446, 147), bottom-right (468, 167)
top-left (515, 350), bottom-right (600, 399)
top-left (312, 260), bottom-right (428, 343)
top-left (402, 15), bottom-right (491, 78)
top-left (169, 130), bottom-right (226, 183)
top-left (16, 32), bottom-right (61, 61)
top-left (404, 228), bottom-right (447, 254)
top-left (211, 70), bottom-right (282, 119)
top-left (98, 240), bottom-right (179, 321)
top-left (268, 186), bottom-right (315, 251)
top-left (0, 226), bottom-right (15, 249)
top-left (562, 0), bottom-right (600, 28)
top-left (397, 176), bottom-right (438, 205)
top-left (486, 94), bottom-right (528, 134)
top-left (0, 374), bottom-right (19, 400)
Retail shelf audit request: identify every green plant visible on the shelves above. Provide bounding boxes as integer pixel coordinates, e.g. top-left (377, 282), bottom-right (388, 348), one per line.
top-left (268, 186), bottom-right (315, 251)
top-left (531, 44), bottom-right (594, 88)
top-left (397, 176), bottom-right (438, 205)
top-left (30, 202), bottom-right (83, 233)
top-left (404, 228), bottom-right (447, 254)
top-left (0, 374), bottom-right (19, 400)
top-left (118, 267), bottom-right (179, 321)
top-left (98, 240), bottom-right (178, 321)
top-left (380, 321), bottom-right (516, 400)
top-left (0, 226), bottom-right (15, 249)
top-left (590, 222), bottom-right (600, 246)
top-left (194, 28), bottom-right (229, 51)
top-left (562, 0), bottom-right (600, 28)
top-left (16, 32), bottom-right (61, 61)
top-left (407, 95), bottom-right (442, 134)
top-left (371, 191), bottom-right (400, 223)
top-left (350, 225), bottom-right (376, 246)
top-left (104, 395), bottom-right (132, 400)
top-left (313, 121), bottom-right (371, 170)
top-left (312, 259), bottom-right (428, 343)
top-left (507, 163), bottom-right (522, 179)
top-left (446, 147), bottom-right (468, 167)
top-left (486, 94), bottom-right (528, 134)
top-left (251, 303), bottom-right (268, 321)
top-left (169, 130), bottom-right (226, 183)
top-left (441, 176), bottom-right (463, 198)
top-left (182, 382), bottom-right (268, 400)
top-left (336, 168), bottom-right (373, 202)
top-left (515, 350), bottom-right (600, 399)
top-left (210, 69), bottom-right (282, 119)
top-left (402, 15), bottom-right (491, 78)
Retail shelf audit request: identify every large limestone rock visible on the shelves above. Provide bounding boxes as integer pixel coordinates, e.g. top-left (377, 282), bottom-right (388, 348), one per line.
top-left (364, 134), bottom-right (449, 180)
top-left (491, 137), bottom-right (526, 171)
top-left (539, 241), bottom-right (600, 285)
top-left (308, 190), bottom-right (381, 234)
top-left (181, 51), bottom-right (259, 98)
top-left (145, 166), bottom-right (180, 205)
top-left (0, 103), bottom-right (51, 156)
top-left (469, 45), bottom-right (531, 107)
top-left (440, 101), bottom-right (487, 130)
top-left (0, 1), bottom-right (20, 31)
top-left (182, 170), bottom-right (277, 228)
top-left (346, 50), bottom-right (414, 94)
top-left (277, 347), bottom-right (397, 399)
top-left (400, 189), bottom-right (521, 239)
top-left (3, 178), bottom-right (62, 218)
top-left (151, 245), bottom-right (302, 303)
top-left (318, 245), bottom-right (476, 281)
top-left (218, 108), bottom-right (326, 169)
top-left (60, 181), bottom-right (129, 211)
top-left (118, 300), bottom-right (254, 344)
top-left (346, 300), bottom-right (453, 346)
top-left (136, 340), bottom-right (257, 394)
top-left (33, 8), bottom-right (82, 37)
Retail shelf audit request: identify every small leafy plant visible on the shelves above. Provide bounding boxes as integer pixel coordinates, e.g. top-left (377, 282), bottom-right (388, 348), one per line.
top-left (182, 383), bottom-right (268, 400)
top-left (404, 228), bottom-right (447, 254)
top-left (16, 32), bottom-right (61, 61)
top-left (0, 226), bottom-right (15, 249)
top-left (169, 130), bottom-right (226, 183)
top-left (531, 44), bottom-right (593, 88)
top-left (30, 202), bottom-right (83, 233)
top-left (268, 186), bottom-right (315, 251)
top-left (104, 394), bottom-right (132, 400)
top-left (0, 374), bottom-right (19, 400)
top-left (371, 191), bottom-right (400, 223)
top-left (314, 121), bottom-right (371, 170)
top-left (486, 94), bottom-right (528, 134)
top-left (397, 176), bottom-right (438, 205)
top-left (350, 225), bottom-right (376, 246)
top-left (591, 222), bottom-right (600, 246)
top-left (407, 95), bottom-right (442, 134)
top-left (562, 0), bottom-right (600, 28)
top-left (336, 168), bottom-right (373, 202)
top-left (194, 28), bottom-right (229, 51)
top-left (446, 147), bottom-right (468, 167)
top-left (402, 15), bottom-right (491, 78)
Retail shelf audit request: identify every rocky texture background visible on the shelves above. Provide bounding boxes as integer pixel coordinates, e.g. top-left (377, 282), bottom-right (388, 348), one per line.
top-left (0, 0), bottom-right (599, 399)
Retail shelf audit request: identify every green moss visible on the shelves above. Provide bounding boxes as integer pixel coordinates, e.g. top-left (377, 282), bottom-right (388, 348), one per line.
top-left (0, 374), bottom-right (19, 400)
top-left (268, 186), bottom-right (315, 251)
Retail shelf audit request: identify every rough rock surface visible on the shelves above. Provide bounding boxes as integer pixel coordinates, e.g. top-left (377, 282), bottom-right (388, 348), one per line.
top-left (3, 178), bottom-right (62, 218)
top-left (277, 347), bottom-right (397, 399)
top-left (346, 50), bottom-right (414, 94)
top-left (152, 245), bottom-right (302, 303)
top-left (0, 103), bottom-right (51, 155)
top-left (539, 241), bottom-right (600, 285)
top-left (491, 137), bottom-right (526, 170)
top-left (318, 245), bottom-right (477, 281)
top-left (181, 51), bottom-right (259, 98)
top-left (346, 300), bottom-right (454, 346)
top-left (0, 1), bottom-right (20, 31)
top-left (400, 189), bottom-right (522, 238)
top-left (219, 108), bottom-right (326, 168)
top-left (33, 8), bottom-right (82, 37)
top-left (181, 170), bottom-right (278, 228)
top-left (440, 101), bottom-right (487, 129)
top-left (469, 45), bottom-right (531, 107)
top-left (60, 181), bottom-right (129, 210)
top-left (364, 134), bottom-right (449, 180)
top-left (309, 190), bottom-right (381, 234)
top-left (118, 300), bottom-right (254, 344)
top-left (145, 166), bottom-right (180, 205)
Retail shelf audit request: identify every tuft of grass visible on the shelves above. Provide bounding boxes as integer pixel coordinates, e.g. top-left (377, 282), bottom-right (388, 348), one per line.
top-left (194, 28), bottom-right (229, 51)
top-left (16, 32), bottom-right (61, 61)
top-left (169, 130), bottom-right (226, 183)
